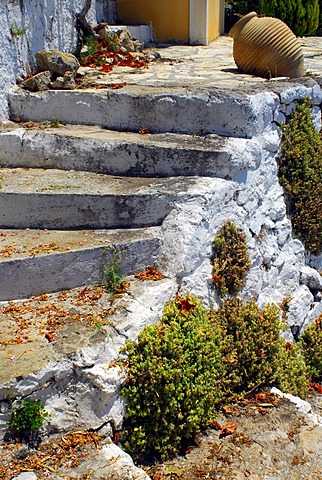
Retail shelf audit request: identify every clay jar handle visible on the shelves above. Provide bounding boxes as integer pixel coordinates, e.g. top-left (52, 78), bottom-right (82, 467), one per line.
top-left (229, 11), bottom-right (257, 40)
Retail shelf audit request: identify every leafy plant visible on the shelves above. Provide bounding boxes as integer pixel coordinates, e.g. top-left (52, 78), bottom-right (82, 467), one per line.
top-left (104, 30), bottom-right (120, 53)
top-left (10, 23), bottom-right (27, 36)
top-left (211, 298), bottom-right (309, 400)
top-left (7, 399), bottom-right (50, 446)
top-left (101, 251), bottom-right (128, 294)
top-left (300, 314), bottom-right (322, 380)
top-left (121, 293), bottom-right (223, 461)
top-left (50, 116), bottom-right (60, 128)
top-left (277, 341), bottom-right (309, 398)
top-left (278, 98), bottom-right (322, 254)
top-left (212, 220), bottom-right (251, 296)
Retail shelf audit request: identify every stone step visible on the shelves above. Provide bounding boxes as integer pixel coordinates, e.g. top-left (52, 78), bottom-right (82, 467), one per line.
top-left (0, 125), bottom-right (248, 179)
top-left (0, 167), bottom-right (213, 229)
top-left (0, 226), bottom-right (162, 300)
top-left (8, 85), bottom-right (273, 138)
top-left (0, 125), bottom-right (251, 179)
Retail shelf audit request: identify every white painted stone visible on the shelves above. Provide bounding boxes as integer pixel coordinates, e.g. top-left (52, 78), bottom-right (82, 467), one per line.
top-left (260, 129), bottom-right (281, 153)
top-left (271, 387), bottom-right (322, 426)
top-left (312, 105), bottom-right (321, 130)
top-left (285, 285), bottom-right (314, 328)
top-left (285, 102), bottom-right (297, 116)
top-left (86, 442), bottom-right (151, 479)
top-left (280, 85), bottom-right (314, 104)
top-left (312, 83), bottom-right (322, 104)
top-left (274, 110), bottom-right (286, 125)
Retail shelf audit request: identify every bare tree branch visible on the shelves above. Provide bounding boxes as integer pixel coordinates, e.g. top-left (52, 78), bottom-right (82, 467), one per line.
top-left (76, 0), bottom-right (99, 46)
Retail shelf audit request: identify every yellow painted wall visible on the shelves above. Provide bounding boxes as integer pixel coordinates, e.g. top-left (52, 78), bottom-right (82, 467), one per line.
top-left (208, 0), bottom-right (222, 42)
top-left (117, 0), bottom-right (189, 43)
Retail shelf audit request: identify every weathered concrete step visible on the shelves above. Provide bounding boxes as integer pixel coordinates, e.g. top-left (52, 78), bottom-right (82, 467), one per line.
top-left (0, 125), bottom-right (249, 179)
top-left (0, 226), bottom-right (162, 300)
top-left (0, 167), bottom-right (210, 229)
top-left (8, 85), bottom-right (274, 138)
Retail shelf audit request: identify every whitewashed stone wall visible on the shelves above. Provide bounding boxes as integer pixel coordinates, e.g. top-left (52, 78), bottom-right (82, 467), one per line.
top-left (0, 0), bottom-right (115, 120)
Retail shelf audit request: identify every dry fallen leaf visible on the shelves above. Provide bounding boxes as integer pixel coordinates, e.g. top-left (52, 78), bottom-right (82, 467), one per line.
top-left (134, 266), bottom-right (166, 281)
top-left (219, 422), bottom-right (238, 438)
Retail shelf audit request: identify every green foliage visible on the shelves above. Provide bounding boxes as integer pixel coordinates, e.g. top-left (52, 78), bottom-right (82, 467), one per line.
top-left (10, 23), bottom-right (27, 36)
top-left (104, 31), bottom-right (120, 53)
top-left (300, 314), bottom-right (322, 380)
top-left (50, 116), bottom-right (60, 128)
top-left (277, 342), bottom-right (310, 398)
top-left (212, 298), bottom-right (282, 397)
top-left (121, 293), bottom-right (223, 461)
top-left (7, 399), bottom-right (50, 446)
top-left (211, 298), bottom-right (309, 399)
top-left (212, 220), bottom-right (251, 296)
top-left (278, 98), bottom-right (322, 254)
top-left (260, 0), bottom-right (319, 36)
top-left (101, 251), bottom-right (126, 294)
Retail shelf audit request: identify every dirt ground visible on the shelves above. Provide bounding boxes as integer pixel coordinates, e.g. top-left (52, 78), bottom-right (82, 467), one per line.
top-left (1, 390), bottom-right (322, 480)
top-left (146, 390), bottom-right (322, 480)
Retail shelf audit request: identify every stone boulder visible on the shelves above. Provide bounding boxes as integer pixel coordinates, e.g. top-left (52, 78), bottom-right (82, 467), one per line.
top-left (21, 71), bottom-right (51, 92)
top-left (36, 49), bottom-right (80, 78)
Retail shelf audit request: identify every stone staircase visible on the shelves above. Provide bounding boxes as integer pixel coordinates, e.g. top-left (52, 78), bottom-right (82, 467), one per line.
top-left (0, 83), bottom-right (308, 300)
top-left (0, 84), bottom-right (268, 300)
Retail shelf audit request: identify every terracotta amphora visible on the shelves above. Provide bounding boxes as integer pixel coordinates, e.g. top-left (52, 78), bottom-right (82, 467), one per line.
top-left (229, 11), bottom-right (305, 78)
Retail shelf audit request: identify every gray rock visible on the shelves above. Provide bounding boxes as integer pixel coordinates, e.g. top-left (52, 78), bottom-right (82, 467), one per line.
top-left (21, 71), bottom-right (51, 92)
top-left (300, 265), bottom-right (322, 291)
top-left (36, 49), bottom-right (80, 77)
top-left (119, 30), bottom-right (135, 53)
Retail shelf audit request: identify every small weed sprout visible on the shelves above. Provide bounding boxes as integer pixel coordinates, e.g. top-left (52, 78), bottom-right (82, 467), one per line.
top-left (50, 116), bottom-right (60, 128)
top-left (101, 250), bottom-right (128, 294)
top-left (7, 399), bottom-right (50, 446)
top-left (10, 23), bottom-right (27, 36)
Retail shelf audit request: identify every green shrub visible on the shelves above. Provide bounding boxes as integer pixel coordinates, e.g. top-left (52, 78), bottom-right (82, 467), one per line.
top-left (260, 0), bottom-right (319, 36)
top-left (278, 98), bottom-right (322, 255)
top-left (300, 314), bottom-right (322, 380)
top-left (212, 220), bottom-right (251, 296)
top-left (277, 342), bottom-right (310, 398)
top-left (121, 293), bottom-right (223, 461)
top-left (211, 298), bottom-right (309, 399)
top-left (7, 399), bottom-right (50, 446)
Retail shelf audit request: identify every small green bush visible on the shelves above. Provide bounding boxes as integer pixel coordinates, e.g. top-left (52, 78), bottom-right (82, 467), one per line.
top-left (278, 98), bottom-right (322, 255)
top-left (211, 298), bottom-right (309, 399)
top-left (121, 293), bottom-right (223, 461)
top-left (277, 342), bottom-right (310, 398)
top-left (212, 220), bottom-right (251, 296)
top-left (7, 399), bottom-right (50, 446)
top-left (300, 314), bottom-right (322, 380)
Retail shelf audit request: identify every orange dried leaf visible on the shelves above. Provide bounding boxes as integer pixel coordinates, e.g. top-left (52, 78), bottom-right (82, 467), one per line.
top-left (222, 406), bottom-right (233, 415)
top-left (176, 296), bottom-right (196, 314)
top-left (219, 422), bottom-right (238, 438)
top-left (134, 266), bottom-right (165, 281)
